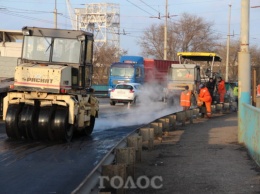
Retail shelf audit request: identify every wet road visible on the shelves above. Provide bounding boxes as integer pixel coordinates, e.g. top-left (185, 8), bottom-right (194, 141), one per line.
top-left (0, 98), bottom-right (179, 194)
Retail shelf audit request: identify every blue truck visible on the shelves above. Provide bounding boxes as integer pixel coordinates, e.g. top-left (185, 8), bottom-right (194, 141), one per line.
top-left (108, 56), bottom-right (145, 94)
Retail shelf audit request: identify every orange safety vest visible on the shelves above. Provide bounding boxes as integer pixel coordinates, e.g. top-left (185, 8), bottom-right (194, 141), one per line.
top-left (199, 87), bottom-right (212, 102)
top-left (218, 80), bottom-right (226, 94)
top-left (180, 91), bottom-right (191, 107)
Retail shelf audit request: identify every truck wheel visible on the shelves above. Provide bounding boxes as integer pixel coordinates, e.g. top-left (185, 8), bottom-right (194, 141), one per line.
top-left (38, 106), bottom-right (56, 140)
top-left (19, 104), bottom-right (39, 140)
top-left (5, 104), bottom-right (24, 139)
top-left (82, 116), bottom-right (95, 136)
top-left (110, 101), bottom-right (116, 106)
top-left (52, 106), bottom-right (73, 142)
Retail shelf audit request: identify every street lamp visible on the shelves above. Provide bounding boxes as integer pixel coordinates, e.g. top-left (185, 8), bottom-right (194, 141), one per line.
top-left (164, 0), bottom-right (168, 60)
top-left (54, 0), bottom-right (57, 29)
top-left (163, 0), bottom-right (177, 60)
top-left (150, 1), bottom-right (177, 60)
top-left (226, 4), bottom-right (232, 82)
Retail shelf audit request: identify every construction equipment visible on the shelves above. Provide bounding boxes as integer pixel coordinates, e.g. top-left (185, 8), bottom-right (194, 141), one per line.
top-left (2, 26), bottom-right (99, 142)
top-left (164, 52), bottom-right (222, 106)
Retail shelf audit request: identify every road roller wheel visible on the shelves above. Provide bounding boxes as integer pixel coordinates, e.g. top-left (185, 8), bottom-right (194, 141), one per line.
top-left (5, 104), bottom-right (24, 139)
top-left (52, 106), bottom-right (73, 142)
top-left (18, 104), bottom-right (39, 140)
top-left (82, 116), bottom-right (95, 136)
top-left (38, 106), bottom-right (56, 140)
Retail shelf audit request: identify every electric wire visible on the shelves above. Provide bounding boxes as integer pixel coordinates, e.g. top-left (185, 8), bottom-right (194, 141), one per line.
top-left (125, 0), bottom-right (156, 17)
top-left (139, 0), bottom-right (159, 13)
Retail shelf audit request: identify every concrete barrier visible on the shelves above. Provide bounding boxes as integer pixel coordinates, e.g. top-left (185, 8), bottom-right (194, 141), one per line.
top-left (211, 104), bottom-right (216, 113)
top-left (216, 103), bottom-right (223, 113)
top-left (127, 136), bottom-right (142, 163)
top-left (176, 111), bottom-right (186, 126)
top-left (149, 122), bottom-right (163, 139)
top-left (101, 164), bottom-right (126, 194)
top-left (165, 114), bottom-right (177, 130)
top-left (156, 118), bottom-right (170, 132)
top-left (192, 108), bottom-right (200, 119)
top-left (139, 128), bottom-right (154, 149)
top-left (223, 102), bottom-right (230, 113)
top-left (185, 109), bottom-right (193, 124)
top-left (115, 147), bottom-right (136, 179)
top-left (239, 104), bottom-right (260, 166)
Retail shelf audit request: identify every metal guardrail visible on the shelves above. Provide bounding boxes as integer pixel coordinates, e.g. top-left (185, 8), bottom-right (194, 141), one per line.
top-left (71, 102), bottom-right (234, 194)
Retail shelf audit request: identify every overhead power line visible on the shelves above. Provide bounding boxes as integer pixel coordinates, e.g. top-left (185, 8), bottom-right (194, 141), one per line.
top-left (126, 0), bottom-right (156, 17)
top-left (139, 0), bottom-right (159, 13)
top-left (0, 9), bottom-right (68, 27)
top-left (0, 5), bottom-right (53, 14)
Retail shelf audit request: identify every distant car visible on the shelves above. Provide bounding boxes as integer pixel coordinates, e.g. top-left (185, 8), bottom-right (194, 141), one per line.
top-left (110, 83), bottom-right (142, 106)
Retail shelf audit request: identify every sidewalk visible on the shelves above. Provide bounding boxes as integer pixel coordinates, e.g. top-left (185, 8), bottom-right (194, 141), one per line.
top-left (127, 112), bottom-right (260, 194)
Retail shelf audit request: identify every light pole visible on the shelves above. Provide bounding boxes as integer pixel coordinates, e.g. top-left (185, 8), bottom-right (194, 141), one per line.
top-left (238, 0), bottom-right (250, 143)
top-left (225, 4), bottom-right (231, 82)
top-left (151, 0), bottom-right (176, 60)
top-left (163, 0), bottom-right (168, 60)
top-left (54, 0), bottom-right (57, 29)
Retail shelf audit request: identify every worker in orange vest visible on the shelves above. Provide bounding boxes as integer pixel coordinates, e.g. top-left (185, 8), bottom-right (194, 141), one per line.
top-left (180, 85), bottom-right (192, 110)
top-left (198, 84), bottom-right (212, 118)
top-left (217, 77), bottom-right (226, 103)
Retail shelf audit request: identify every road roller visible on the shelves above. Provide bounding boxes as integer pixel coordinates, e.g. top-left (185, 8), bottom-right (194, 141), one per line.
top-left (2, 26), bottom-right (99, 142)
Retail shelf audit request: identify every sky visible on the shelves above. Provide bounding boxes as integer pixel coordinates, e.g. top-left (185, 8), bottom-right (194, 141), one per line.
top-left (0, 0), bottom-right (260, 56)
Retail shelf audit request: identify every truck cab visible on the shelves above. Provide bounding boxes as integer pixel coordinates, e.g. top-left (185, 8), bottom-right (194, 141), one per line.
top-left (108, 56), bottom-right (145, 94)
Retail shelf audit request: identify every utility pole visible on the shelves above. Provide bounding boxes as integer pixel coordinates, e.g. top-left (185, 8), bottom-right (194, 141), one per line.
top-left (238, 0), bottom-right (251, 143)
top-left (54, 0), bottom-right (57, 29)
top-left (225, 4), bottom-right (231, 82)
top-left (163, 0), bottom-right (168, 60)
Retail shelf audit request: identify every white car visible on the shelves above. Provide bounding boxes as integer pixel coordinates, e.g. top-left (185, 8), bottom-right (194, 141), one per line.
top-left (110, 83), bottom-right (142, 106)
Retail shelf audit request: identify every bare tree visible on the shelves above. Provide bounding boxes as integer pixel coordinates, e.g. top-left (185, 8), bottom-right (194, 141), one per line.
top-left (174, 13), bottom-right (220, 52)
top-left (138, 13), bottom-right (220, 60)
top-left (92, 44), bottom-right (127, 84)
top-left (248, 44), bottom-right (260, 84)
top-left (215, 38), bottom-right (260, 82)
top-left (216, 39), bottom-right (240, 82)
top-left (138, 24), bottom-right (165, 59)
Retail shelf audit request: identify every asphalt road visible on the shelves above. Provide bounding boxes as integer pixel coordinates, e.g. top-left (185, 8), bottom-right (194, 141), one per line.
top-left (0, 98), bottom-right (178, 194)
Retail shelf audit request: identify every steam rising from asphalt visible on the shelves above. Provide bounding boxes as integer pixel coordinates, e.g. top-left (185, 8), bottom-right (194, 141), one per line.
top-left (94, 84), bottom-right (182, 131)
